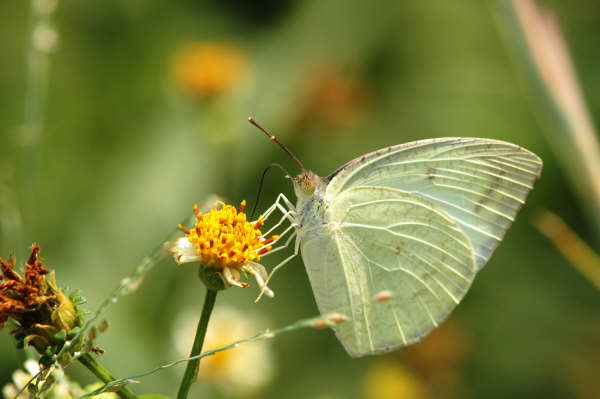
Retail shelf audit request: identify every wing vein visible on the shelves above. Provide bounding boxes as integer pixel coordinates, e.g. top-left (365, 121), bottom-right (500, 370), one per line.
top-left (342, 223), bottom-right (471, 268)
top-left (341, 233), bottom-right (441, 301)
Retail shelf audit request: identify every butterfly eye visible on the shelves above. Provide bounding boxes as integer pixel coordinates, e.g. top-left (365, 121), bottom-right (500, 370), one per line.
top-left (300, 177), bottom-right (316, 195)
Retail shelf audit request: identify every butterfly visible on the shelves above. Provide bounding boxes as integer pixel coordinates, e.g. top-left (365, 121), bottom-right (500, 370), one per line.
top-left (251, 119), bottom-right (542, 357)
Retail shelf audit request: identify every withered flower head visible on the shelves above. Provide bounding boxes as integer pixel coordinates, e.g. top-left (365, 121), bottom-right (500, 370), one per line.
top-left (0, 244), bottom-right (83, 356)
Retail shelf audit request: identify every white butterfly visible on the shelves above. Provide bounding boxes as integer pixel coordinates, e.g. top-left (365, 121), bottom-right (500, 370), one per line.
top-left (253, 121), bottom-right (542, 357)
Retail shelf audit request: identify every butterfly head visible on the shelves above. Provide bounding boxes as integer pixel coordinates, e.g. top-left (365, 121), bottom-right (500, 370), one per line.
top-left (293, 170), bottom-right (325, 199)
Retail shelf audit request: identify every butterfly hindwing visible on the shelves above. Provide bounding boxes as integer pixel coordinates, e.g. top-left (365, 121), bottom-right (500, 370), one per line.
top-left (302, 185), bottom-right (476, 356)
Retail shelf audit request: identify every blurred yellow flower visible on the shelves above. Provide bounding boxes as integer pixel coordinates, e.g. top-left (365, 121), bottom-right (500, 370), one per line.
top-left (173, 306), bottom-right (274, 397)
top-left (363, 362), bottom-right (429, 399)
top-left (172, 42), bottom-right (247, 98)
top-left (168, 201), bottom-right (278, 296)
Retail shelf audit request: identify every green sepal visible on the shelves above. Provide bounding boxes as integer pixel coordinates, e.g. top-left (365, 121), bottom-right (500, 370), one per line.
top-left (197, 265), bottom-right (226, 291)
top-left (54, 329), bottom-right (67, 341)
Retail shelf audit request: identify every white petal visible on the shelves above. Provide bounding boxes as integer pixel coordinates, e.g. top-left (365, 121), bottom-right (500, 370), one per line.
top-left (166, 237), bottom-right (202, 264)
top-left (244, 262), bottom-right (274, 298)
top-left (223, 267), bottom-right (247, 288)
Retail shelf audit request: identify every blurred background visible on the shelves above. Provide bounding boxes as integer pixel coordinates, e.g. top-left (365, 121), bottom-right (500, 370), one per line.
top-left (1, 0), bottom-right (599, 398)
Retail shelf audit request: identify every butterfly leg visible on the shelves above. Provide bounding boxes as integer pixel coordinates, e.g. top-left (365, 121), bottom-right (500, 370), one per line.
top-left (259, 193), bottom-right (297, 224)
top-left (260, 223), bottom-right (297, 255)
top-left (256, 196), bottom-right (281, 221)
top-left (254, 233), bottom-right (300, 303)
top-left (255, 193), bottom-right (298, 250)
top-left (262, 208), bottom-right (297, 238)
top-left (257, 191), bottom-right (301, 254)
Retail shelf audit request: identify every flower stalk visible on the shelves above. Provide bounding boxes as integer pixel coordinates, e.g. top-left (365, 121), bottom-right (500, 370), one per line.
top-left (177, 289), bottom-right (218, 399)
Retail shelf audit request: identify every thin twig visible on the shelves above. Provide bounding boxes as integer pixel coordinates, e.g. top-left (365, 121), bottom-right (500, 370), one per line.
top-left (76, 312), bottom-right (345, 399)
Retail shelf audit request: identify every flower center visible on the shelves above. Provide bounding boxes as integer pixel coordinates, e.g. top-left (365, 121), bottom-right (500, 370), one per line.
top-left (179, 201), bottom-right (277, 270)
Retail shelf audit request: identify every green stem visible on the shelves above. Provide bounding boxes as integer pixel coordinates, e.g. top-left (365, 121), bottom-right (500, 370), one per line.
top-left (176, 289), bottom-right (218, 399)
top-left (78, 353), bottom-right (138, 399)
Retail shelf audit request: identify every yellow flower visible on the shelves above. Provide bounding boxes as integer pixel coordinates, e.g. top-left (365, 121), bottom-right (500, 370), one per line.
top-left (168, 201), bottom-right (278, 296)
top-left (172, 42), bottom-right (247, 98)
top-left (363, 362), bottom-right (429, 399)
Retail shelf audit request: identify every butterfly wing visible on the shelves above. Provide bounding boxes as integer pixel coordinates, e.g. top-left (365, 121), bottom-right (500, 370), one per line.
top-left (301, 137), bottom-right (542, 356)
top-left (301, 186), bottom-right (475, 356)
top-left (325, 138), bottom-right (543, 270)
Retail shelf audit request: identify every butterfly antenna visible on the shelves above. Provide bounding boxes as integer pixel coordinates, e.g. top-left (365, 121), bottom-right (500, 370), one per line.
top-left (248, 117), bottom-right (307, 173)
top-left (251, 162), bottom-right (292, 219)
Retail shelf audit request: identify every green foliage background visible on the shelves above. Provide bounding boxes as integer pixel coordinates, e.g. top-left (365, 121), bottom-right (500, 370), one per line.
top-left (1, 1), bottom-right (599, 398)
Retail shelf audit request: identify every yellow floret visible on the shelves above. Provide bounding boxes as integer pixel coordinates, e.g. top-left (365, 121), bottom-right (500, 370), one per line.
top-left (178, 201), bottom-right (278, 270)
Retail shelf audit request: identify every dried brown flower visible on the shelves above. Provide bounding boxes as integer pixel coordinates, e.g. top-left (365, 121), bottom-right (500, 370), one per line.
top-left (0, 244), bottom-right (82, 355)
top-left (0, 245), bottom-right (52, 327)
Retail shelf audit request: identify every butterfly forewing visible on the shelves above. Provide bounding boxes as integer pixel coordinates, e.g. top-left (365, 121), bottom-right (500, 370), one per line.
top-left (302, 186), bottom-right (476, 356)
top-left (325, 138), bottom-right (543, 270)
